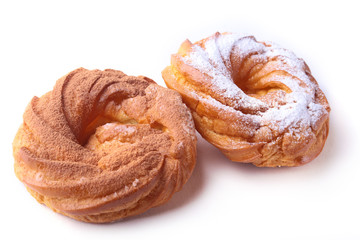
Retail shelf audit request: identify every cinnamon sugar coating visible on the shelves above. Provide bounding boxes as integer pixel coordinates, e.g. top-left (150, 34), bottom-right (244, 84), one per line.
top-left (13, 68), bottom-right (196, 222)
top-left (162, 32), bottom-right (330, 167)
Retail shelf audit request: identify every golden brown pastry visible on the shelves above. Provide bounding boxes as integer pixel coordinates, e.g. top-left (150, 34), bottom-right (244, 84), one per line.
top-left (162, 32), bottom-right (330, 167)
top-left (13, 68), bottom-right (196, 223)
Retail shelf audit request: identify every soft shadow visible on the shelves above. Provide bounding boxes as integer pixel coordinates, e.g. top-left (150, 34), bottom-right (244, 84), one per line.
top-left (120, 132), bottom-right (237, 223)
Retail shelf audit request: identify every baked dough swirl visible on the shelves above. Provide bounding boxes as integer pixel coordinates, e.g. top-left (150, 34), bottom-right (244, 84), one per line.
top-left (162, 32), bottom-right (330, 167)
top-left (13, 68), bottom-right (196, 223)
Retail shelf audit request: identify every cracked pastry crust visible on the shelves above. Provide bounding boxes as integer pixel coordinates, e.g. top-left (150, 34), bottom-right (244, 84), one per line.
top-left (13, 68), bottom-right (196, 223)
top-left (162, 32), bottom-right (330, 167)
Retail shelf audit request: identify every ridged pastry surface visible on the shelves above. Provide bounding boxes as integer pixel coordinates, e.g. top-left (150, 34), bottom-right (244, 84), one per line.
top-left (13, 68), bottom-right (196, 223)
top-left (162, 32), bottom-right (330, 167)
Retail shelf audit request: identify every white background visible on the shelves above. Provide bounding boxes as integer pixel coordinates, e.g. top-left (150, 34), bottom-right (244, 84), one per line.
top-left (1, 0), bottom-right (359, 239)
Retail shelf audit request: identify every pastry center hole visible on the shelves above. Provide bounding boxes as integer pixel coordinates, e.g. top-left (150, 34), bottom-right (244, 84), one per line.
top-left (81, 101), bottom-right (168, 150)
top-left (232, 59), bottom-right (292, 99)
top-left (80, 101), bottom-right (138, 146)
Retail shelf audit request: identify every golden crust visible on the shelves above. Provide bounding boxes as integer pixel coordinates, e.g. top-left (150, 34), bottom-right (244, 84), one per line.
top-left (13, 68), bottom-right (196, 223)
top-left (162, 32), bottom-right (330, 167)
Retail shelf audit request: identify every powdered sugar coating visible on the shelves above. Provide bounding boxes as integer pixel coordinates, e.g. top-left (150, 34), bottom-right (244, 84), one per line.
top-left (182, 33), bottom-right (327, 136)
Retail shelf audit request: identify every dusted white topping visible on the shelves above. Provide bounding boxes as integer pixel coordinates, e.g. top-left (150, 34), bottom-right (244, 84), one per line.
top-left (182, 33), bottom-right (327, 136)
